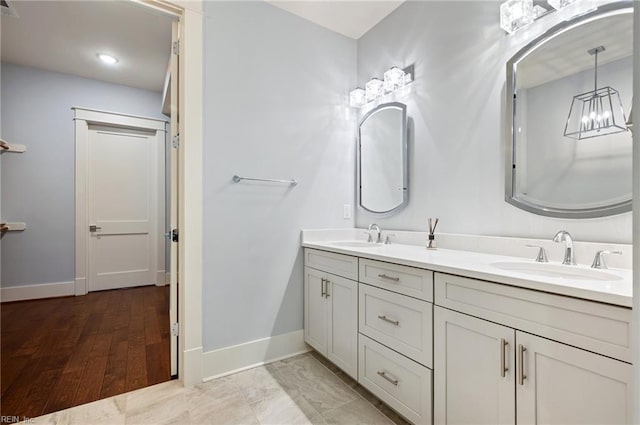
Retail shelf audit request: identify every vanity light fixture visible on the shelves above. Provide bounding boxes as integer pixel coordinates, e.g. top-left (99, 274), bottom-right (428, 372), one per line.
top-left (564, 46), bottom-right (628, 140)
top-left (97, 53), bottom-right (118, 65)
top-left (349, 88), bottom-right (366, 108)
top-left (548, 0), bottom-right (578, 11)
top-left (365, 78), bottom-right (385, 102)
top-left (500, 0), bottom-right (583, 34)
top-left (383, 67), bottom-right (406, 92)
top-left (500, 0), bottom-right (534, 34)
top-left (349, 66), bottom-right (414, 108)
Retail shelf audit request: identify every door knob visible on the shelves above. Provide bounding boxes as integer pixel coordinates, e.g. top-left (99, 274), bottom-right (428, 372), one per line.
top-left (89, 225), bottom-right (102, 232)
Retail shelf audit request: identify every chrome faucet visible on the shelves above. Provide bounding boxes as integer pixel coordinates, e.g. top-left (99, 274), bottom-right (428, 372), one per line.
top-left (368, 224), bottom-right (382, 244)
top-left (591, 250), bottom-right (622, 269)
top-left (552, 230), bottom-right (576, 265)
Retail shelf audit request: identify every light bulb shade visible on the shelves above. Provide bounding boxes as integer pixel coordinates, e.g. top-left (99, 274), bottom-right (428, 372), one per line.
top-left (532, 5), bottom-right (548, 19)
top-left (349, 88), bottom-right (366, 108)
top-left (564, 87), bottom-right (628, 140)
top-left (500, 0), bottom-right (534, 33)
top-left (383, 67), bottom-right (406, 92)
top-left (548, 0), bottom-right (577, 10)
top-left (365, 78), bottom-right (384, 102)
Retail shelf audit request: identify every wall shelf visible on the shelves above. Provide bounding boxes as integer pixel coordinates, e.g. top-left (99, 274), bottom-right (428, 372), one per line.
top-left (1, 222), bottom-right (27, 232)
top-left (0, 138), bottom-right (27, 153)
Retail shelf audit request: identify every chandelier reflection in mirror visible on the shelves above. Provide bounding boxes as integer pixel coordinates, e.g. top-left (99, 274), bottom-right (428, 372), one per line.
top-left (563, 46), bottom-right (628, 140)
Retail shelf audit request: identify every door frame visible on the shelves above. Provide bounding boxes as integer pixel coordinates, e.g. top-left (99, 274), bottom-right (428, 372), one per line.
top-left (73, 107), bottom-right (167, 295)
top-left (128, 0), bottom-right (204, 386)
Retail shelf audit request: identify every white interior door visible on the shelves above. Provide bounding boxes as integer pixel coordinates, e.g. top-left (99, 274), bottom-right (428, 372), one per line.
top-left (168, 18), bottom-right (180, 377)
top-left (87, 124), bottom-right (161, 292)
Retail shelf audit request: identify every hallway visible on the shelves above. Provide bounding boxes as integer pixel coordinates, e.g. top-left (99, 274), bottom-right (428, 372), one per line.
top-left (1, 285), bottom-right (171, 420)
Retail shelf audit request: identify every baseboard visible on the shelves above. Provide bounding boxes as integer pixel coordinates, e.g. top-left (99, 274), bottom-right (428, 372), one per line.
top-left (201, 329), bottom-right (311, 381)
top-left (1, 281), bottom-right (75, 302)
top-left (75, 277), bottom-right (87, 296)
top-left (182, 346), bottom-right (203, 387)
top-left (156, 270), bottom-right (167, 286)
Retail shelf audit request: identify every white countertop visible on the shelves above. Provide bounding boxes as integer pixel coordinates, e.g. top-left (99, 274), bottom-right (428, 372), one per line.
top-left (302, 240), bottom-right (632, 308)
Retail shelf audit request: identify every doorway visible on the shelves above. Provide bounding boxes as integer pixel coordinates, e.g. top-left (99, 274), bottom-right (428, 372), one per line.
top-left (2, 2), bottom-right (177, 416)
top-left (73, 110), bottom-right (166, 294)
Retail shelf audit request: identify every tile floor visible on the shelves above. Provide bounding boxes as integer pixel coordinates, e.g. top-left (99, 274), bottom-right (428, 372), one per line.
top-left (31, 352), bottom-right (410, 425)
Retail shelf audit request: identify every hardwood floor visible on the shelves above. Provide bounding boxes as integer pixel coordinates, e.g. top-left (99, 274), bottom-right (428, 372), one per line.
top-left (0, 285), bottom-right (171, 421)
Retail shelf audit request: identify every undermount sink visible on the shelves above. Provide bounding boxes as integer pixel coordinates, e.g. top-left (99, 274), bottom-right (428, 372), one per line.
top-left (490, 261), bottom-right (622, 282)
top-left (331, 241), bottom-right (379, 248)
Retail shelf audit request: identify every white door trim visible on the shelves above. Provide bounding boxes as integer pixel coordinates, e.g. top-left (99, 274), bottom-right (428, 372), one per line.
top-left (73, 107), bottom-right (167, 296)
top-left (132, 0), bottom-right (204, 386)
top-left (175, 2), bottom-right (204, 386)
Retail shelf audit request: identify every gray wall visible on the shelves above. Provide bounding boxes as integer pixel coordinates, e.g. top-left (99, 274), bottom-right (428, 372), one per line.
top-left (1, 63), bottom-right (166, 287)
top-left (355, 1), bottom-right (632, 243)
top-left (203, 1), bottom-right (356, 351)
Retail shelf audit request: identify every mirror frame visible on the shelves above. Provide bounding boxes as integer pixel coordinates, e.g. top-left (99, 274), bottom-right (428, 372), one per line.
top-left (357, 102), bottom-right (409, 217)
top-left (505, 2), bottom-right (632, 219)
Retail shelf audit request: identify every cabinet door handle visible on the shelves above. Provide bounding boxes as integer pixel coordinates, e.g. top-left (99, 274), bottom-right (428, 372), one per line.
top-left (378, 274), bottom-right (400, 282)
top-left (325, 280), bottom-right (330, 298)
top-left (518, 344), bottom-right (527, 385)
top-left (377, 315), bottom-right (400, 326)
top-left (500, 339), bottom-right (509, 378)
top-left (377, 371), bottom-right (399, 386)
top-left (320, 278), bottom-right (326, 298)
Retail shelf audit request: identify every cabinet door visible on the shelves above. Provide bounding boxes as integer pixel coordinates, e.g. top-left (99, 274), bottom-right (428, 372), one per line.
top-left (304, 267), bottom-right (327, 355)
top-left (326, 274), bottom-right (358, 379)
top-left (516, 331), bottom-right (632, 425)
top-left (434, 307), bottom-right (515, 425)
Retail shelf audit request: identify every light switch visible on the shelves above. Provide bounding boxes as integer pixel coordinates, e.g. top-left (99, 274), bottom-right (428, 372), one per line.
top-left (343, 204), bottom-right (352, 219)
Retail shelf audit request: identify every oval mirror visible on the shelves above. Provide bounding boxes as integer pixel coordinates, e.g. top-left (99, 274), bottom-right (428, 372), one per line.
top-left (358, 102), bottom-right (408, 217)
top-left (505, 3), bottom-right (632, 218)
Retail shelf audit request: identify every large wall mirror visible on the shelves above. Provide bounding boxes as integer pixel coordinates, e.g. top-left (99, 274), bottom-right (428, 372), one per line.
top-left (505, 3), bottom-right (632, 218)
top-left (358, 102), bottom-right (408, 217)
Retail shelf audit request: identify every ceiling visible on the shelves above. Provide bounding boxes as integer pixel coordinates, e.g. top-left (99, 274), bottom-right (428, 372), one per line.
top-left (266, 1), bottom-right (405, 39)
top-left (517, 12), bottom-right (632, 89)
top-left (1, 1), bottom-right (173, 92)
top-left (1, 0), bottom-right (404, 93)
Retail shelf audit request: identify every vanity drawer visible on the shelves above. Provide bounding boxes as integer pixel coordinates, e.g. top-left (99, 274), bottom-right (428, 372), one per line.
top-left (434, 272), bottom-right (632, 362)
top-left (359, 258), bottom-right (433, 302)
top-left (359, 334), bottom-right (432, 425)
top-left (305, 248), bottom-right (358, 281)
top-left (359, 284), bottom-right (432, 367)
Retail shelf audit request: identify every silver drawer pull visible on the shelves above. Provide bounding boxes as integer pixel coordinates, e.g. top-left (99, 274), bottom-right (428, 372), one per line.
top-left (500, 338), bottom-right (509, 378)
top-left (377, 315), bottom-right (400, 326)
top-left (377, 371), bottom-right (399, 386)
top-left (378, 274), bottom-right (400, 282)
top-left (518, 344), bottom-right (527, 386)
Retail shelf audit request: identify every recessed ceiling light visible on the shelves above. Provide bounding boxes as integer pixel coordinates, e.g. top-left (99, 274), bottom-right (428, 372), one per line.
top-left (97, 53), bottom-right (118, 65)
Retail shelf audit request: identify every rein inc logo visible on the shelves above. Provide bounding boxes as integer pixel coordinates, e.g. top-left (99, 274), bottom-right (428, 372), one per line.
top-left (1, 416), bottom-right (34, 424)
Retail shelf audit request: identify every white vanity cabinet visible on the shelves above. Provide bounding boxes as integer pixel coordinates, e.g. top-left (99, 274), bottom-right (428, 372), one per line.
top-left (434, 273), bottom-right (633, 425)
top-left (303, 249), bottom-right (358, 379)
top-left (434, 307), bottom-right (515, 425)
top-left (516, 331), bottom-right (632, 424)
top-left (358, 258), bottom-right (434, 424)
top-left (303, 244), bottom-right (632, 425)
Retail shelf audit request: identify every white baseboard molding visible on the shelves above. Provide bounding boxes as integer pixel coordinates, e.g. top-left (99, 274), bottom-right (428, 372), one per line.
top-left (75, 277), bottom-right (87, 296)
top-left (1, 281), bottom-right (75, 302)
top-left (202, 329), bottom-right (311, 382)
top-left (156, 270), bottom-right (168, 286)
top-left (182, 346), bottom-right (203, 387)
